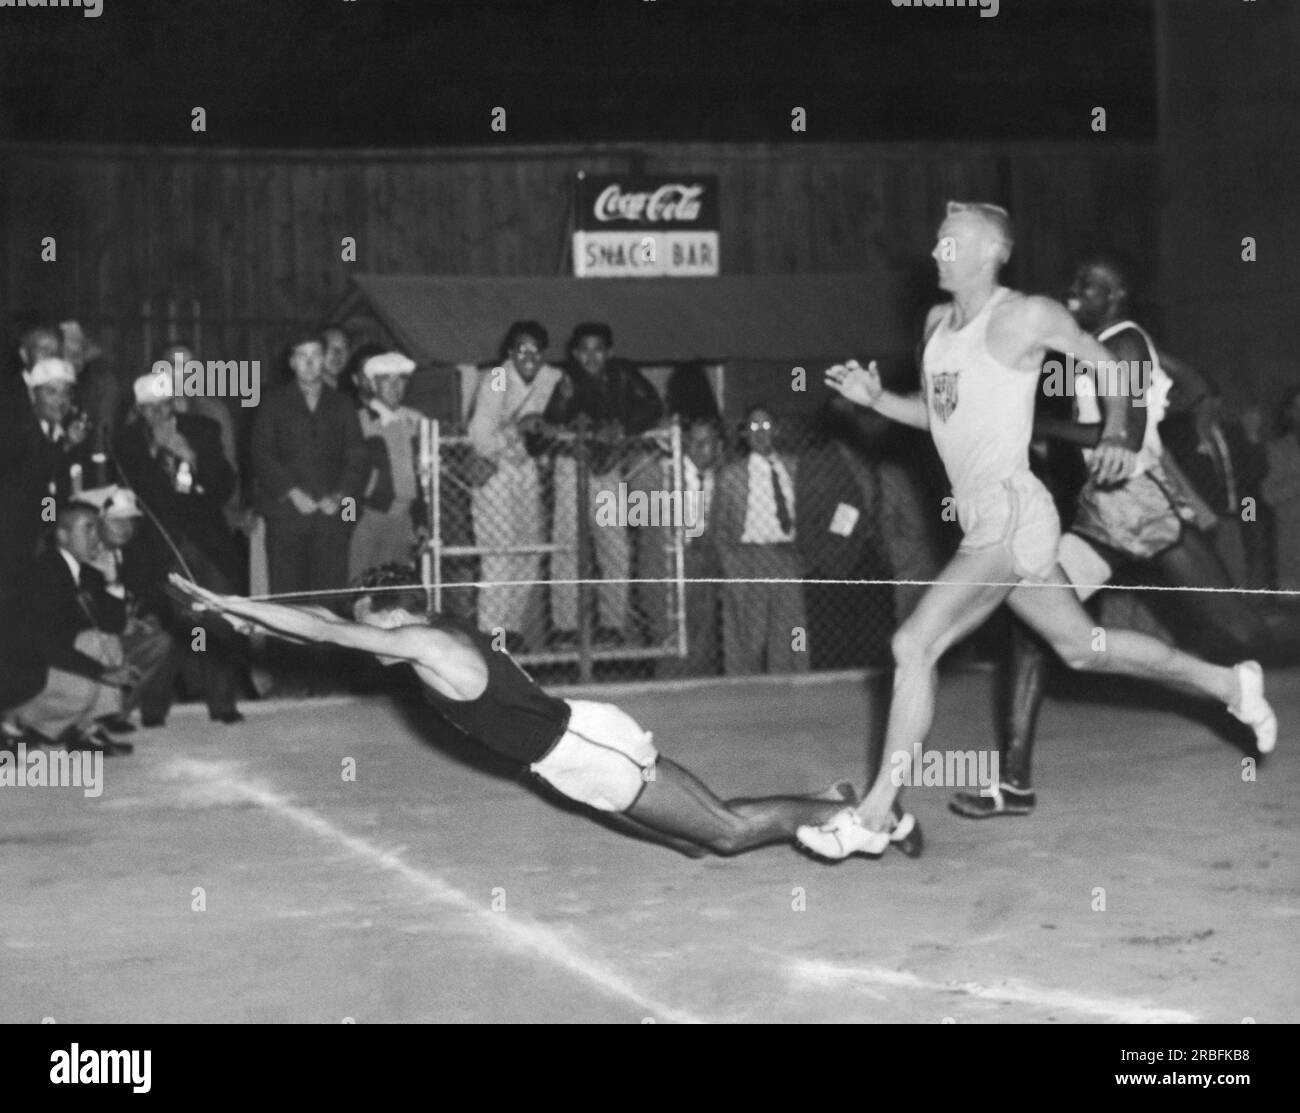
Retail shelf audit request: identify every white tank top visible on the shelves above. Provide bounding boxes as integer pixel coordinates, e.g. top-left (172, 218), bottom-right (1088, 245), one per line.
top-left (922, 287), bottom-right (1035, 502)
top-left (1075, 319), bottom-right (1171, 478)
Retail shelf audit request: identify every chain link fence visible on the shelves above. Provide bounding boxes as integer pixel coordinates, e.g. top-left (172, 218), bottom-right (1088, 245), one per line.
top-left (417, 411), bottom-right (947, 683)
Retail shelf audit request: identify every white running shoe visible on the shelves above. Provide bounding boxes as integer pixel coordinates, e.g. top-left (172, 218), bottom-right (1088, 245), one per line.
top-left (1230, 661), bottom-right (1277, 755)
top-left (795, 808), bottom-right (891, 861)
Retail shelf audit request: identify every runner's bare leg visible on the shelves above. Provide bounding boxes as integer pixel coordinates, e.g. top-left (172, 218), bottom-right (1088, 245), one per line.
top-left (856, 545), bottom-right (1020, 829)
top-left (1006, 564), bottom-right (1236, 702)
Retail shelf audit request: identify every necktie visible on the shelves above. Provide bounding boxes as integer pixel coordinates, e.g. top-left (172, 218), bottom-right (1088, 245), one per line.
top-left (770, 458), bottom-right (792, 535)
top-left (76, 567), bottom-right (102, 627)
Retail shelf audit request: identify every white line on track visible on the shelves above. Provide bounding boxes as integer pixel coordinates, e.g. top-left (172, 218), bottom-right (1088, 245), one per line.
top-left (785, 955), bottom-right (1197, 1023)
top-left (166, 757), bottom-right (706, 1025)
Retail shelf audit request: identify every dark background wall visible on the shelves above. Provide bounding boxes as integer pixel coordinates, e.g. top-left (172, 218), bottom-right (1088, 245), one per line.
top-left (0, 140), bottom-right (1159, 384)
top-left (1156, 0), bottom-right (1300, 413)
top-left (0, 0), bottom-right (1292, 413)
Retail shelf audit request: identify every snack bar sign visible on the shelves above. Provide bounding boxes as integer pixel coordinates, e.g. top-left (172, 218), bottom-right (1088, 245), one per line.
top-left (573, 174), bottom-right (720, 277)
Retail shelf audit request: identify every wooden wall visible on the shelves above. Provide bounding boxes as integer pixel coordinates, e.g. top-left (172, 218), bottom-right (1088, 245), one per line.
top-left (0, 140), bottom-right (1159, 384)
top-left (1156, 0), bottom-right (1300, 410)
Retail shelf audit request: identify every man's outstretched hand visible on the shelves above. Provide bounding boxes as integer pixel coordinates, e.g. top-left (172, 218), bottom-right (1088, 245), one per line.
top-left (825, 359), bottom-right (884, 408)
top-left (168, 575), bottom-right (256, 635)
top-left (169, 574), bottom-right (229, 611)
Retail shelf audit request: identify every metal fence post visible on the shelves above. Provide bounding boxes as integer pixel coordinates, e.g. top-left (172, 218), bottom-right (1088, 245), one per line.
top-left (669, 418), bottom-right (688, 658)
top-left (575, 413), bottom-right (593, 684)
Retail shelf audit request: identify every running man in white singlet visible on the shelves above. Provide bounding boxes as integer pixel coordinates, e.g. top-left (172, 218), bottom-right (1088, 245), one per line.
top-left (796, 202), bottom-right (1277, 861)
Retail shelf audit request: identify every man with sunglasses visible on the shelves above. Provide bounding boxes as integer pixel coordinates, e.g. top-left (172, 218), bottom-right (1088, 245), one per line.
top-left (713, 404), bottom-right (809, 675)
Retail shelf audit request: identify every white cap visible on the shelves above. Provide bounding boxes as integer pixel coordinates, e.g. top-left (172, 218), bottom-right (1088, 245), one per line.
top-left (133, 371), bottom-right (174, 405)
top-left (362, 351), bottom-right (416, 379)
top-left (23, 357), bottom-right (77, 388)
top-left (103, 486), bottom-right (144, 519)
top-left (76, 485), bottom-right (144, 519)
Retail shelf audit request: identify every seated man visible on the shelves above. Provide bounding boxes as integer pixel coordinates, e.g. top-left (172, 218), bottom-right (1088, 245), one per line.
top-left (172, 566), bottom-right (868, 858)
top-left (84, 486), bottom-right (185, 733)
top-left (8, 503), bottom-right (175, 753)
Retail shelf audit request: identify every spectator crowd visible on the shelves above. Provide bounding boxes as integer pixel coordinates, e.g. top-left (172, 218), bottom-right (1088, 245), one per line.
top-left (5, 294), bottom-right (1300, 757)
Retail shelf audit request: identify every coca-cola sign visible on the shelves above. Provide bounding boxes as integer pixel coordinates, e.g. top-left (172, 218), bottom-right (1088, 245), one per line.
top-left (574, 173), bottom-right (719, 277)
top-left (594, 183), bottom-right (705, 224)
top-left (576, 174), bottom-right (719, 231)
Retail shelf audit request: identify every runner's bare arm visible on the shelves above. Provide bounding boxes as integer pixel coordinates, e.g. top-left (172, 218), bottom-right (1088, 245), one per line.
top-left (168, 575), bottom-right (460, 666)
top-left (825, 360), bottom-right (929, 429)
top-left (1022, 296), bottom-right (1136, 485)
top-left (1099, 329), bottom-right (1150, 453)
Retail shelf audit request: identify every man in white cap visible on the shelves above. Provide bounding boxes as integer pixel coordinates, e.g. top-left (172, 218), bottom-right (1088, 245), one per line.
top-left (73, 485), bottom-right (182, 734)
top-left (0, 357), bottom-right (93, 583)
top-left (349, 351), bottom-right (425, 581)
top-left (116, 371), bottom-right (244, 724)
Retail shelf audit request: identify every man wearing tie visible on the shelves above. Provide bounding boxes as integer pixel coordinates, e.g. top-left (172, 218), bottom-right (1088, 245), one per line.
top-left (713, 405), bottom-right (810, 675)
top-left (0, 357), bottom-right (93, 584)
top-left (658, 420), bottom-right (724, 677)
top-left (9, 503), bottom-right (176, 752)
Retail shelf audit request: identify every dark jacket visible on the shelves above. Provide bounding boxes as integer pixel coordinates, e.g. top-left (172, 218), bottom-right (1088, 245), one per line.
top-left (796, 440), bottom-right (879, 580)
top-left (546, 357), bottom-right (663, 434)
top-left (0, 392), bottom-right (90, 581)
top-left (0, 586), bottom-right (47, 711)
top-left (250, 382), bottom-right (367, 519)
top-left (25, 547), bottom-right (126, 682)
top-left (115, 412), bottom-right (240, 579)
top-left (713, 452), bottom-right (801, 551)
top-left (543, 358), bottom-right (664, 468)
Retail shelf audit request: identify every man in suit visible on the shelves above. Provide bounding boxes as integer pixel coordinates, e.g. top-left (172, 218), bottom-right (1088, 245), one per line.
top-left (115, 374), bottom-right (244, 722)
top-left (252, 330), bottom-right (367, 597)
top-left (8, 503), bottom-right (176, 753)
top-left (657, 419), bottom-right (725, 677)
top-left (251, 330), bottom-right (367, 691)
top-left (713, 404), bottom-right (809, 675)
top-left (0, 357), bottom-right (93, 584)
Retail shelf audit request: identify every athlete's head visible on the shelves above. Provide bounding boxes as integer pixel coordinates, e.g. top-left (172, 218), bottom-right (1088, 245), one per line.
top-left (933, 201), bottom-right (1013, 291)
top-left (351, 565), bottom-right (428, 664)
top-left (1067, 257), bottom-right (1130, 331)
